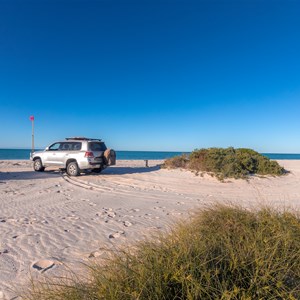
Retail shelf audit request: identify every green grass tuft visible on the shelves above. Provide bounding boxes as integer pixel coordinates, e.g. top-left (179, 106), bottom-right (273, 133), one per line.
top-left (163, 147), bottom-right (285, 179)
top-left (24, 205), bottom-right (300, 300)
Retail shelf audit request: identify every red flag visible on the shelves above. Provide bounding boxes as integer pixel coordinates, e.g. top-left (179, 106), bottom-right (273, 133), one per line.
top-left (30, 116), bottom-right (34, 121)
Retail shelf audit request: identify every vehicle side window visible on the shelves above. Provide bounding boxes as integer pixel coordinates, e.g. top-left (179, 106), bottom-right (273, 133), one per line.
top-left (60, 143), bottom-right (71, 151)
top-left (72, 142), bottom-right (82, 151)
top-left (48, 143), bottom-right (61, 151)
top-left (48, 142), bottom-right (82, 151)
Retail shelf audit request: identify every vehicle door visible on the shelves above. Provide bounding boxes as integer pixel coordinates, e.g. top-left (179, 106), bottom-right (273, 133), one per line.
top-left (44, 142), bottom-right (65, 166)
top-left (55, 142), bottom-right (73, 166)
top-left (56, 142), bottom-right (83, 165)
top-left (88, 142), bottom-right (107, 163)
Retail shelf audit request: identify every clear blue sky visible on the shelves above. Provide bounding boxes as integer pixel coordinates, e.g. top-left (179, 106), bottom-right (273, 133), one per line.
top-left (0, 0), bottom-right (299, 152)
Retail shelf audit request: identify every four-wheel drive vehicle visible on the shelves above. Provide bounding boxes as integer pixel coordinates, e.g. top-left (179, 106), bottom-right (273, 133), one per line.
top-left (30, 137), bottom-right (116, 176)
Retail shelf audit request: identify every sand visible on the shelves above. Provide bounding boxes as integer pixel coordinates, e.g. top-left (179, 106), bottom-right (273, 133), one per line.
top-left (0, 159), bottom-right (300, 299)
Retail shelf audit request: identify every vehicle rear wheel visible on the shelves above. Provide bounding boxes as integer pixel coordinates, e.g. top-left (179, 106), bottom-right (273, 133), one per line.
top-left (33, 158), bottom-right (45, 172)
top-left (67, 161), bottom-right (80, 176)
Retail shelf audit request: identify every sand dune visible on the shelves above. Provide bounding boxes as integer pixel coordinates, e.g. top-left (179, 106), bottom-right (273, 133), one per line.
top-left (0, 159), bottom-right (299, 299)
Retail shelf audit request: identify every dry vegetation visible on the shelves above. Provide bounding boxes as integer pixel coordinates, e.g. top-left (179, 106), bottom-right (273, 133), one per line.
top-left (24, 205), bottom-right (300, 300)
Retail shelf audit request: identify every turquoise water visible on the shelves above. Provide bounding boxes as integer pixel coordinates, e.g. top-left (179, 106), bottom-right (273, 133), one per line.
top-left (0, 149), bottom-right (189, 160)
top-left (0, 149), bottom-right (300, 160)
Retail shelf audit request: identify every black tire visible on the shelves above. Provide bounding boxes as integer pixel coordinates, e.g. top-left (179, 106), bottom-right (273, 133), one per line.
top-left (66, 161), bottom-right (80, 176)
top-left (33, 158), bottom-right (45, 172)
top-left (92, 168), bottom-right (102, 173)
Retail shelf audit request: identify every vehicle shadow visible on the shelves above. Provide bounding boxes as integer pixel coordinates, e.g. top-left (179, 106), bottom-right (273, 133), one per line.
top-left (85, 165), bottom-right (161, 176)
top-left (0, 170), bottom-right (61, 182)
top-left (0, 165), bottom-right (162, 182)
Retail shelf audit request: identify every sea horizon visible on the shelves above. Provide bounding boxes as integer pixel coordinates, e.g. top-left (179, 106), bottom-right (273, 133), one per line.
top-left (0, 148), bottom-right (300, 160)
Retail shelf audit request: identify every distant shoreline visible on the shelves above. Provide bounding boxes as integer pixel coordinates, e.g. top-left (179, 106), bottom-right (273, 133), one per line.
top-left (1, 149), bottom-right (300, 160)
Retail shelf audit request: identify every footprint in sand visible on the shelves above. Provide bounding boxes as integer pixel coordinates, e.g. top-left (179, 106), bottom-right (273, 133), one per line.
top-left (144, 213), bottom-right (152, 219)
top-left (89, 250), bottom-right (103, 258)
top-left (96, 208), bottom-right (116, 218)
top-left (106, 211), bottom-right (116, 218)
top-left (109, 231), bottom-right (125, 239)
top-left (74, 225), bottom-right (85, 230)
top-left (155, 206), bottom-right (166, 210)
top-left (32, 259), bottom-right (60, 273)
top-left (0, 249), bottom-right (9, 254)
top-left (123, 221), bottom-right (132, 227)
top-left (171, 212), bottom-right (183, 216)
top-left (65, 215), bottom-right (80, 220)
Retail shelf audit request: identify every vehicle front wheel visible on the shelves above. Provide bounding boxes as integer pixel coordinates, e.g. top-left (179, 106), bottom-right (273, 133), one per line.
top-left (33, 158), bottom-right (45, 172)
top-left (66, 161), bottom-right (80, 176)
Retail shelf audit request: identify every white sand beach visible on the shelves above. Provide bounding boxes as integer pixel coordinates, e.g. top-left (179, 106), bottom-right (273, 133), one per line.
top-left (0, 159), bottom-right (300, 299)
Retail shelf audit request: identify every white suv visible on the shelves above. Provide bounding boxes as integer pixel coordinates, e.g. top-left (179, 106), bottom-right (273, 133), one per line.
top-left (30, 137), bottom-right (116, 176)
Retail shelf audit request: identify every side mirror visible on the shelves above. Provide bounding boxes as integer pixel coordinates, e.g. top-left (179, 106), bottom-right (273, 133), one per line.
top-left (45, 147), bottom-right (49, 151)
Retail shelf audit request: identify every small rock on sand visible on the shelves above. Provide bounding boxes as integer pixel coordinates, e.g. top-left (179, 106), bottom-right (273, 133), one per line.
top-left (32, 259), bottom-right (56, 273)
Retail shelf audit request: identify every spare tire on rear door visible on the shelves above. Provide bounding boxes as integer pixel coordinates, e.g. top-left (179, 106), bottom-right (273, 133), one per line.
top-left (104, 149), bottom-right (116, 166)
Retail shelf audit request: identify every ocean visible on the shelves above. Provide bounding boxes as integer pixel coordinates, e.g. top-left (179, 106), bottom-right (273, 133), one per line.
top-left (0, 149), bottom-right (300, 160)
top-left (0, 149), bottom-right (190, 160)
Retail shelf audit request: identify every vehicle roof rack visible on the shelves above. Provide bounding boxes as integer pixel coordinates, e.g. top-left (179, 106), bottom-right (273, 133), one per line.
top-left (65, 137), bottom-right (102, 141)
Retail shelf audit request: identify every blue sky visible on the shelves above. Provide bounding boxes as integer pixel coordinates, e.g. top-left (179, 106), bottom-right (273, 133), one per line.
top-left (0, 0), bottom-right (300, 152)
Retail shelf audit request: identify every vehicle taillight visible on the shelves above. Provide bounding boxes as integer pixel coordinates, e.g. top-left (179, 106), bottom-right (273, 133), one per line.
top-left (85, 151), bottom-right (94, 158)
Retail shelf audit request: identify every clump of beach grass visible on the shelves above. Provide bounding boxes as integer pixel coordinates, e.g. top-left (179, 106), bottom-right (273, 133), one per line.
top-left (163, 147), bottom-right (285, 180)
top-left (24, 205), bottom-right (300, 299)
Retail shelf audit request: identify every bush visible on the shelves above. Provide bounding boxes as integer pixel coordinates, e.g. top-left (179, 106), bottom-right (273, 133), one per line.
top-left (164, 147), bottom-right (285, 179)
top-left (25, 205), bottom-right (300, 299)
top-left (162, 154), bottom-right (189, 169)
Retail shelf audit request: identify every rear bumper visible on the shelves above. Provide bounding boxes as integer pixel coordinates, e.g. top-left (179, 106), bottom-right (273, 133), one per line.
top-left (78, 159), bottom-right (104, 170)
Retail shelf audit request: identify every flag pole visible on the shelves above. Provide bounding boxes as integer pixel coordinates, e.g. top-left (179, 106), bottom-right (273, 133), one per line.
top-left (30, 116), bottom-right (35, 156)
top-left (32, 119), bottom-right (34, 155)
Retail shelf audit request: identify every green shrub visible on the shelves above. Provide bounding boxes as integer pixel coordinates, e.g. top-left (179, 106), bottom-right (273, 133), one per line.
top-left (25, 205), bottom-right (300, 299)
top-left (162, 154), bottom-right (189, 169)
top-left (164, 147), bottom-right (285, 179)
